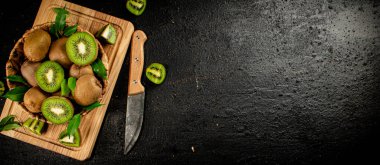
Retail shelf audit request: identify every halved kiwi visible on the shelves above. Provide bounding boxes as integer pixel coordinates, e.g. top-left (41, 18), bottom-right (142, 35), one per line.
top-left (41, 96), bottom-right (74, 124)
top-left (36, 61), bottom-right (65, 93)
top-left (66, 32), bottom-right (98, 66)
top-left (59, 129), bottom-right (81, 147)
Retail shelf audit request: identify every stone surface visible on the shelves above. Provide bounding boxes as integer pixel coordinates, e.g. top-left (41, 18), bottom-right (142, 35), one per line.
top-left (0, 0), bottom-right (380, 164)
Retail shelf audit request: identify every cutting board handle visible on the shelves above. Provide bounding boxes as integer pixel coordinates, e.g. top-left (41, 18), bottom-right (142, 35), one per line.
top-left (128, 30), bottom-right (147, 95)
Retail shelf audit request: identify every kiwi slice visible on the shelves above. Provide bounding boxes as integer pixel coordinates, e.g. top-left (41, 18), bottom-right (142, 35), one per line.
top-left (59, 129), bottom-right (81, 147)
top-left (96, 24), bottom-right (117, 44)
top-left (36, 61), bottom-right (65, 93)
top-left (41, 96), bottom-right (74, 124)
top-left (22, 117), bottom-right (46, 135)
top-left (145, 63), bottom-right (166, 84)
top-left (66, 32), bottom-right (98, 66)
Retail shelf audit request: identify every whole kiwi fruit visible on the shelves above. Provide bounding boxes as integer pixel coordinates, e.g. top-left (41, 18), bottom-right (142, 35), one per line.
top-left (66, 32), bottom-right (98, 66)
top-left (21, 61), bottom-right (41, 87)
top-left (24, 29), bottom-right (51, 62)
top-left (69, 64), bottom-right (94, 78)
top-left (35, 61), bottom-right (65, 93)
top-left (73, 74), bottom-right (102, 106)
top-left (49, 37), bottom-right (73, 69)
top-left (41, 96), bottom-right (74, 124)
top-left (23, 87), bottom-right (48, 113)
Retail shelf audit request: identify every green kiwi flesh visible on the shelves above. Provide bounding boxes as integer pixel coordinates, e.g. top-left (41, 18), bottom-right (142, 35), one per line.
top-left (66, 32), bottom-right (98, 66)
top-left (22, 117), bottom-right (46, 135)
top-left (96, 24), bottom-right (117, 44)
top-left (41, 96), bottom-right (74, 124)
top-left (36, 61), bottom-right (65, 93)
top-left (59, 129), bottom-right (81, 147)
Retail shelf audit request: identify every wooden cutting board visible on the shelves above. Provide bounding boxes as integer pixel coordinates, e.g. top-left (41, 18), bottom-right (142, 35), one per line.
top-left (0, 0), bottom-right (134, 161)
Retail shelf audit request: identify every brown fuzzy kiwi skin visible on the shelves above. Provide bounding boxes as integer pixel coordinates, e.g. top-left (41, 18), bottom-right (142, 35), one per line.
top-left (23, 87), bottom-right (49, 113)
top-left (23, 29), bottom-right (51, 62)
top-left (73, 74), bottom-right (102, 106)
top-left (52, 90), bottom-right (62, 96)
top-left (49, 37), bottom-right (73, 69)
top-left (21, 61), bottom-right (41, 87)
top-left (69, 64), bottom-right (94, 78)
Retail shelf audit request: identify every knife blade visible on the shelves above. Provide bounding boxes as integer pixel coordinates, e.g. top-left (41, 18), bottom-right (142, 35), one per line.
top-left (124, 30), bottom-right (147, 155)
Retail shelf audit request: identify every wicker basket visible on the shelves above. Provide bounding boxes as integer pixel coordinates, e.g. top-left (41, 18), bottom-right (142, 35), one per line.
top-left (5, 22), bottom-right (109, 117)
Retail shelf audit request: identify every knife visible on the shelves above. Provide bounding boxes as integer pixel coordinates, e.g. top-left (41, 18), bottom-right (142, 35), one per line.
top-left (124, 30), bottom-right (147, 155)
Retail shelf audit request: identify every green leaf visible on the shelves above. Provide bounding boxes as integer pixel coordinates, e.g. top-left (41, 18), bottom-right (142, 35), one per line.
top-left (66, 114), bottom-right (81, 136)
top-left (63, 24), bottom-right (78, 36)
top-left (54, 7), bottom-right (69, 15)
top-left (0, 115), bottom-right (16, 127)
top-left (2, 86), bottom-right (30, 102)
top-left (49, 24), bottom-right (59, 38)
top-left (0, 115), bottom-right (20, 131)
top-left (53, 7), bottom-right (68, 32)
top-left (61, 79), bottom-right (70, 97)
top-left (56, 13), bottom-right (66, 32)
top-left (1, 123), bottom-right (21, 131)
top-left (83, 101), bottom-right (103, 111)
top-left (68, 77), bottom-right (76, 96)
top-left (91, 59), bottom-right (108, 80)
top-left (5, 75), bottom-right (28, 85)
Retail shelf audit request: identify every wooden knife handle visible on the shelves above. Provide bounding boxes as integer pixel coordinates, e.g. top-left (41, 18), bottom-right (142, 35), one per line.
top-left (128, 30), bottom-right (147, 95)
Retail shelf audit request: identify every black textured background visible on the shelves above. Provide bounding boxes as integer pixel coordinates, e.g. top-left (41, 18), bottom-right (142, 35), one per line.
top-left (1, 0), bottom-right (380, 164)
